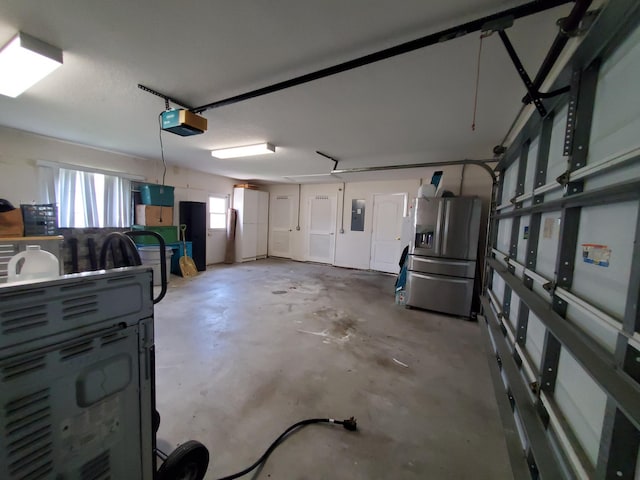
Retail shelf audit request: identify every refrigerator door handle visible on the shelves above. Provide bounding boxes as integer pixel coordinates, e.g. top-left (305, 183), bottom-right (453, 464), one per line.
top-left (410, 272), bottom-right (469, 284)
top-left (442, 199), bottom-right (450, 257)
top-left (411, 257), bottom-right (470, 266)
top-left (434, 199), bottom-right (444, 256)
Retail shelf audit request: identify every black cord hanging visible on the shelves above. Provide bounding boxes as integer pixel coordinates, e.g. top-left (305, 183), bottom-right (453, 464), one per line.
top-left (471, 34), bottom-right (487, 131)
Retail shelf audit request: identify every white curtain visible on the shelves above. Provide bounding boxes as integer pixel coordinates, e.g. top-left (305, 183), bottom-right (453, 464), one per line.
top-left (37, 166), bottom-right (57, 204)
top-left (57, 168), bottom-right (77, 227)
top-left (78, 170), bottom-right (99, 227)
top-left (104, 174), bottom-right (131, 227)
top-left (57, 167), bottom-right (131, 228)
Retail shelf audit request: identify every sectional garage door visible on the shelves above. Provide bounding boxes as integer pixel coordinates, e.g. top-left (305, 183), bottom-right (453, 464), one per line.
top-left (481, 3), bottom-right (640, 479)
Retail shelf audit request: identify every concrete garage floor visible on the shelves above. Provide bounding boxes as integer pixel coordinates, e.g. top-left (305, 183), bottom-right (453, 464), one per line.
top-left (153, 258), bottom-right (513, 480)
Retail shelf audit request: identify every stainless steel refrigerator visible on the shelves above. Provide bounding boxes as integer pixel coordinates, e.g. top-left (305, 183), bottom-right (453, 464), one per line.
top-left (406, 196), bottom-right (481, 317)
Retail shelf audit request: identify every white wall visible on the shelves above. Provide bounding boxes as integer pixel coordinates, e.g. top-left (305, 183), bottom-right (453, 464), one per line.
top-left (0, 126), bottom-right (236, 264)
top-left (265, 164), bottom-right (495, 270)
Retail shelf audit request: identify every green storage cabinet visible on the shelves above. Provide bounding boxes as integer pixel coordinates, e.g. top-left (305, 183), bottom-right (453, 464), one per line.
top-left (131, 225), bottom-right (178, 244)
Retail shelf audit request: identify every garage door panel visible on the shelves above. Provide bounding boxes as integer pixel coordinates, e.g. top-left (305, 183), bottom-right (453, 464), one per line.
top-left (501, 162), bottom-right (518, 206)
top-left (571, 201), bottom-right (637, 319)
top-left (492, 271), bottom-right (505, 306)
top-left (516, 215), bottom-right (530, 264)
top-left (524, 313), bottom-right (545, 371)
top-left (589, 23), bottom-right (640, 166)
top-left (554, 349), bottom-right (608, 467)
top-left (497, 218), bottom-right (512, 254)
top-left (536, 212), bottom-right (561, 279)
top-left (565, 301), bottom-right (618, 354)
top-left (508, 293), bottom-right (520, 331)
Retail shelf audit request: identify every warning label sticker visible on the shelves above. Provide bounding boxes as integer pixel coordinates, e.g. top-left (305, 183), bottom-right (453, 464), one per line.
top-left (581, 244), bottom-right (611, 267)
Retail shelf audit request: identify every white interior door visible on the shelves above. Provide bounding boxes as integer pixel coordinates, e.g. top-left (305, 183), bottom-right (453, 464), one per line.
top-left (269, 194), bottom-right (293, 258)
top-left (370, 193), bottom-right (406, 273)
top-left (307, 194), bottom-right (337, 264)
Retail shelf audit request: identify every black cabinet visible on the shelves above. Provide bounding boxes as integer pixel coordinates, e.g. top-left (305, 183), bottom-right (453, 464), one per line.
top-left (179, 201), bottom-right (206, 271)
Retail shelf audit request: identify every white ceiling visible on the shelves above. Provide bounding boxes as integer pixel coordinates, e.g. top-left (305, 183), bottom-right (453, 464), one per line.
top-left (0, 1), bottom-right (571, 183)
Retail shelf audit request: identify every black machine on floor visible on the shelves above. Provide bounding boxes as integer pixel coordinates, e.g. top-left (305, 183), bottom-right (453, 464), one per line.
top-left (100, 230), bottom-right (210, 480)
top-left (0, 229), bottom-right (209, 480)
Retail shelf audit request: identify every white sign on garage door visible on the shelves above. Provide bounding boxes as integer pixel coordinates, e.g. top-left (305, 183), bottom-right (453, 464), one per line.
top-left (307, 194), bottom-right (336, 264)
top-left (370, 193), bottom-right (406, 274)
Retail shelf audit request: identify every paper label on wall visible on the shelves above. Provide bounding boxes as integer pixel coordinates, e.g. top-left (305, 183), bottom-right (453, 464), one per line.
top-left (523, 225), bottom-right (529, 240)
top-left (543, 217), bottom-right (561, 239)
top-left (581, 244), bottom-right (611, 267)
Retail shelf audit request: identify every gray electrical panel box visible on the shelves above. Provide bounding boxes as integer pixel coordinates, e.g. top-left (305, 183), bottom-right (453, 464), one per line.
top-left (0, 267), bottom-right (155, 480)
top-left (351, 199), bottom-right (365, 231)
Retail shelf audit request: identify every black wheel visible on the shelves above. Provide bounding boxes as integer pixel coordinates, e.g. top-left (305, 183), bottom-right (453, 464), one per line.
top-left (153, 410), bottom-right (161, 433)
top-left (156, 440), bottom-right (209, 480)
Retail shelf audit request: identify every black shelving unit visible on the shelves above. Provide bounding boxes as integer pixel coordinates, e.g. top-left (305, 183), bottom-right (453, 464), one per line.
top-left (179, 201), bottom-right (206, 271)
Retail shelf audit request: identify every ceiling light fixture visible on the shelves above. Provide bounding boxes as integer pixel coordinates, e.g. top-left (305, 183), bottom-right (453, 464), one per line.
top-left (211, 143), bottom-right (276, 159)
top-left (0, 32), bottom-right (63, 98)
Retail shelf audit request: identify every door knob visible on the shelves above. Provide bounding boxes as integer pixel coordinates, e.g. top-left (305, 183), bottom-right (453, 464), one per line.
top-left (396, 237), bottom-right (401, 240)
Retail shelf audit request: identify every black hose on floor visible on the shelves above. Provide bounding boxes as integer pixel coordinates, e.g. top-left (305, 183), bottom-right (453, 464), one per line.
top-left (216, 417), bottom-right (358, 480)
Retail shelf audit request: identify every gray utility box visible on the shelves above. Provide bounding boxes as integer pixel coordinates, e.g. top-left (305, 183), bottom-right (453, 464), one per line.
top-left (0, 267), bottom-right (155, 480)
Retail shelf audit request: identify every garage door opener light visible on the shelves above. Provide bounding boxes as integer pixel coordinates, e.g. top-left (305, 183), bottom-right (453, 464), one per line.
top-left (0, 32), bottom-right (63, 98)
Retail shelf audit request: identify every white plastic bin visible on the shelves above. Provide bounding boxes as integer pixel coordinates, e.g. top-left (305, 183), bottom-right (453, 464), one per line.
top-left (137, 246), bottom-right (173, 286)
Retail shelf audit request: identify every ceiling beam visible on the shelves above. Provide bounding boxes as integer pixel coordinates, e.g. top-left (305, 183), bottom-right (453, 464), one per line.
top-left (190, 0), bottom-right (573, 114)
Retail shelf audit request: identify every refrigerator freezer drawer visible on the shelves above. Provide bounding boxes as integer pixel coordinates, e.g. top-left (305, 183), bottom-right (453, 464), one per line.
top-left (408, 255), bottom-right (475, 278)
top-left (406, 271), bottom-right (474, 317)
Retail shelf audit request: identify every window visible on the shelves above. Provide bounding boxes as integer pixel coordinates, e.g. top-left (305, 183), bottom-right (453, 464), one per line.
top-left (57, 168), bottom-right (131, 228)
top-left (209, 196), bottom-right (227, 229)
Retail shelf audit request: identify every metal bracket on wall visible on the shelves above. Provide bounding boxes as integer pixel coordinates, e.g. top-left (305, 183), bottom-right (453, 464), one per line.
top-left (498, 30), bottom-right (548, 116)
top-left (556, 170), bottom-right (571, 186)
top-left (563, 69), bottom-right (582, 156)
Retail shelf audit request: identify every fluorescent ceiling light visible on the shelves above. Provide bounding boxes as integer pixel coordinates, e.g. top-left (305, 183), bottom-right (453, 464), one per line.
top-left (211, 143), bottom-right (276, 159)
top-left (0, 32), bottom-right (63, 98)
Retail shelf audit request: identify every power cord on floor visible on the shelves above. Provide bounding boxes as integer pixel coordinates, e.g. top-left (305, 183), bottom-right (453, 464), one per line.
top-left (216, 417), bottom-right (358, 480)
